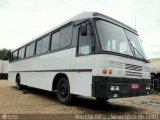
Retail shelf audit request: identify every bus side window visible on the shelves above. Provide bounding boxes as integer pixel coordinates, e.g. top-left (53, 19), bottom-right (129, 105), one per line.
top-left (41, 35), bottom-right (50, 53)
top-left (13, 51), bottom-right (18, 61)
top-left (29, 42), bottom-right (35, 56)
top-left (18, 49), bottom-right (21, 59)
top-left (51, 31), bottom-right (60, 51)
top-left (36, 40), bottom-right (42, 55)
top-left (77, 24), bottom-right (92, 55)
top-left (25, 45), bottom-right (30, 57)
top-left (60, 24), bottom-right (72, 48)
top-left (26, 42), bottom-right (35, 57)
top-left (18, 47), bottom-right (25, 59)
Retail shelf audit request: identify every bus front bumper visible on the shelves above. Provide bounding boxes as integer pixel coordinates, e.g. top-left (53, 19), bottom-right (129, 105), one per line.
top-left (92, 76), bottom-right (151, 99)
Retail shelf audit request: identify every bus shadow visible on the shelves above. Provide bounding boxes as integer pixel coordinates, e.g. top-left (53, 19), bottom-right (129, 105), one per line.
top-left (11, 86), bottom-right (143, 113)
top-left (11, 86), bottom-right (57, 101)
top-left (71, 96), bottom-right (142, 113)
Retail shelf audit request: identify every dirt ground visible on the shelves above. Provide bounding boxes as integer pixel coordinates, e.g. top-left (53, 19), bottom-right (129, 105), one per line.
top-left (0, 80), bottom-right (160, 119)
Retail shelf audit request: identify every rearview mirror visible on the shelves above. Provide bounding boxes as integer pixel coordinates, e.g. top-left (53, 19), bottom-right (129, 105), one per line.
top-left (80, 24), bottom-right (87, 36)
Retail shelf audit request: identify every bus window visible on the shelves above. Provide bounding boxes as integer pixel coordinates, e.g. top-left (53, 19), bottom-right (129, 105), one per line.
top-left (36, 40), bottom-right (42, 55)
top-left (25, 45), bottom-right (30, 57)
top-left (78, 25), bottom-right (92, 55)
top-left (18, 49), bottom-right (21, 59)
top-left (29, 42), bottom-right (35, 56)
top-left (41, 36), bottom-right (50, 53)
top-left (21, 47), bottom-right (25, 59)
top-left (26, 42), bottom-right (35, 57)
top-left (18, 47), bottom-right (25, 59)
top-left (51, 31), bottom-right (60, 51)
top-left (60, 25), bottom-right (72, 48)
top-left (13, 51), bottom-right (18, 60)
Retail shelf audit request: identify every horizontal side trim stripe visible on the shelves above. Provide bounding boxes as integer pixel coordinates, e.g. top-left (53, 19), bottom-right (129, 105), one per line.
top-left (9, 69), bottom-right (92, 73)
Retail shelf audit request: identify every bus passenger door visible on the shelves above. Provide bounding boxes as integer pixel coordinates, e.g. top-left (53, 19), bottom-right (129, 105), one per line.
top-left (71, 21), bottom-right (94, 97)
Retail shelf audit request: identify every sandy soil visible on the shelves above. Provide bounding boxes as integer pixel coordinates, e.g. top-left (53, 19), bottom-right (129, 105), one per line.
top-left (0, 80), bottom-right (160, 119)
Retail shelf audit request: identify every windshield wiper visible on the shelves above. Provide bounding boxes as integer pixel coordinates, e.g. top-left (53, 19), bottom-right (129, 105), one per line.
top-left (128, 39), bottom-right (135, 55)
top-left (132, 46), bottom-right (149, 63)
top-left (127, 39), bottom-right (149, 63)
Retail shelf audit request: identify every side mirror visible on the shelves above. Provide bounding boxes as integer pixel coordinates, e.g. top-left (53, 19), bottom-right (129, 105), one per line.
top-left (80, 24), bottom-right (87, 36)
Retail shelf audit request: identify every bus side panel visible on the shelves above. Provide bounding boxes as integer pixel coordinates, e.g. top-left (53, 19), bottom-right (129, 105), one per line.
top-left (69, 72), bottom-right (92, 97)
top-left (20, 71), bottom-right (93, 97)
top-left (9, 48), bottom-right (93, 97)
top-left (20, 72), bottom-right (53, 91)
top-left (70, 48), bottom-right (93, 97)
top-left (8, 72), bottom-right (16, 83)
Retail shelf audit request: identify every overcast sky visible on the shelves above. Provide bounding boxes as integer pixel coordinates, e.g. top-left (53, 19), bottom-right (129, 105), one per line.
top-left (0, 0), bottom-right (160, 59)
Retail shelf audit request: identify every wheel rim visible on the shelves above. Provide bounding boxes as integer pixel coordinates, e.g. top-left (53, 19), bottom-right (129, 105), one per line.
top-left (58, 81), bottom-right (68, 98)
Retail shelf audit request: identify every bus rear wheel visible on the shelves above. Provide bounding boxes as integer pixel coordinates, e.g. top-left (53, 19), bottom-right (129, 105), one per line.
top-left (57, 77), bottom-right (72, 104)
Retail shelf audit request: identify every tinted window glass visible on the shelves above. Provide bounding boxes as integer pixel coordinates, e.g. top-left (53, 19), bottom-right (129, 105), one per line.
top-left (125, 30), bottom-right (147, 59)
top-left (18, 49), bottom-right (21, 59)
top-left (26, 42), bottom-right (35, 57)
top-left (51, 31), bottom-right (60, 50)
top-left (26, 45), bottom-right (30, 57)
top-left (21, 47), bottom-right (25, 59)
top-left (18, 47), bottom-right (25, 59)
top-left (78, 25), bottom-right (92, 55)
top-left (29, 42), bottom-right (35, 56)
top-left (60, 25), bottom-right (72, 48)
top-left (42, 36), bottom-right (50, 53)
top-left (72, 26), bottom-right (79, 46)
top-left (13, 51), bottom-right (18, 60)
top-left (96, 20), bottom-right (132, 56)
top-left (36, 40), bottom-right (42, 55)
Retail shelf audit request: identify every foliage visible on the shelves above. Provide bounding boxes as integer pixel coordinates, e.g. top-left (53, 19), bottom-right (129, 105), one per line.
top-left (0, 49), bottom-right (11, 60)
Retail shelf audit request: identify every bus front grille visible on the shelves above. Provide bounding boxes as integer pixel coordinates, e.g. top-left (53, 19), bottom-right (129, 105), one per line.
top-left (125, 64), bottom-right (142, 71)
top-left (125, 71), bottom-right (142, 77)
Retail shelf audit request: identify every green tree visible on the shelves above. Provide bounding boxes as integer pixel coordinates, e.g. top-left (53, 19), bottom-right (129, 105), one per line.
top-left (0, 49), bottom-right (11, 60)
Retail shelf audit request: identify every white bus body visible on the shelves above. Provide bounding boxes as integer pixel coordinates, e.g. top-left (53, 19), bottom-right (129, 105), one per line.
top-left (9, 12), bottom-right (151, 104)
top-left (0, 60), bottom-right (9, 79)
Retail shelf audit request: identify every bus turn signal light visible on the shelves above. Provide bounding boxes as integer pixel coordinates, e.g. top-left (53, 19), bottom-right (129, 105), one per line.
top-left (102, 69), bottom-right (107, 74)
top-left (109, 70), bottom-right (112, 74)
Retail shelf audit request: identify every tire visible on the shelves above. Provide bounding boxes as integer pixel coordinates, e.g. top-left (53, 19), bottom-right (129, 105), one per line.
top-left (96, 98), bottom-right (108, 103)
top-left (16, 75), bottom-right (24, 90)
top-left (57, 77), bottom-right (72, 104)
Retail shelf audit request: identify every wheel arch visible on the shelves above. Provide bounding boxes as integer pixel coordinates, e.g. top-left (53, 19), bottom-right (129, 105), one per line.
top-left (52, 73), bottom-right (70, 91)
top-left (16, 73), bottom-right (20, 83)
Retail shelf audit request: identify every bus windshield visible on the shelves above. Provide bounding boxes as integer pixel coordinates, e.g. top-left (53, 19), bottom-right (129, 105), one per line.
top-left (95, 20), bottom-right (147, 60)
top-left (125, 30), bottom-right (147, 60)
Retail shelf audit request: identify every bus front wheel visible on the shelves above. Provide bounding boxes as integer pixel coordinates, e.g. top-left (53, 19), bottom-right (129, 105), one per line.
top-left (96, 98), bottom-right (108, 103)
top-left (16, 75), bottom-right (24, 90)
top-left (57, 77), bottom-right (72, 104)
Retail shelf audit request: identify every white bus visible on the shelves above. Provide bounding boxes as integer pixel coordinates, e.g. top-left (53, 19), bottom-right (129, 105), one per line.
top-left (9, 12), bottom-right (151, 104)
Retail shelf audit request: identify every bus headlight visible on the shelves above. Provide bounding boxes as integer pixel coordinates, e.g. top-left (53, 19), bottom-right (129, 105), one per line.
top-left (110, 86), bottom-right (115, 91)
top-left (146, 85), bottom-right (150, 90)
top-left (115, 86), bottom-right (120, 91)
top-left (110, 85), bottom-right (120, 91)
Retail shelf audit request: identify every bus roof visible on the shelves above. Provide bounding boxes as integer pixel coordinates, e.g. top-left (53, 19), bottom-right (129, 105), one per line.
top-left (12, 12), bottom-right (137, 52)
